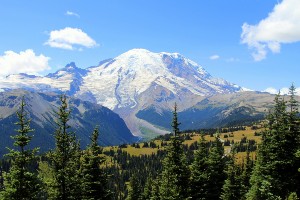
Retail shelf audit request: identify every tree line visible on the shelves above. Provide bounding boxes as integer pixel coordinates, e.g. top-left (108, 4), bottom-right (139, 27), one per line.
top-left (0, 85), bottom-right (300, 199)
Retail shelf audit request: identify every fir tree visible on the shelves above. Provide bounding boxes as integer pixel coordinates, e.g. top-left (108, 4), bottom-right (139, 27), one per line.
top-left (205, 136), bottom-right (226, 200)
top-left (150, 178), bottom-right (160, 200)
top-left (141, 177), bottom-right (153, 200)
top-left (297, 150), bottom-right (300, 172)
top-left (171, 103), bottom-right (180, 137)
top-left (287, 192), bottom-right (299, 200)
top-left (240, 148), bottom-right (253, 200)
top-left (190, 133), bottom-right (209, 199)
top-left (0, 97), bottom-right (41, 200)
top-left (221, 152), bottom-right (242, 200)
top-left (158, 103), bottom-right (190, 200)
top-left (247, 90), bottom-right (300, 199)
top-left (80, 127), bottom-right (110, 200)
top-left (45, 95), bottom-right (81, 200)
top-left (126, 173), bottom-right (142, 200)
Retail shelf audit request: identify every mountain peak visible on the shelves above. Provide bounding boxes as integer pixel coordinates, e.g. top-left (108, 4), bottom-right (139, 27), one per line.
top-left (65, 62), bottom-right (77, 70)
top-left (0, 49), bottom-right (242, 110)
top-left (46, 62), bottom-right (87, 79)
top-left (0, 48), bottom-right (243, 136)
top-left (121, 48), bottom-right (182, 58)
top-left (76, 49), bottom-right (241, 110)
top-left (124, 48), bottom-right (151, 54)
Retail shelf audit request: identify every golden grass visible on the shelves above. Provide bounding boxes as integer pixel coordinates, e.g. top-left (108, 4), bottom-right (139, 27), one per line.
top-left (220, 127), bottom-right (263, 143)
top-left (235, 151), bottom-right (257, 164)
top-left (103, 126), bottom-right (264, 164)
top-left (121, 146), bottom-right (158, 156)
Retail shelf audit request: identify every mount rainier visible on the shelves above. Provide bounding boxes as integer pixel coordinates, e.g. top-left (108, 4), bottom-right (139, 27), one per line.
top-left (0, 49), bottom-right (246, 137)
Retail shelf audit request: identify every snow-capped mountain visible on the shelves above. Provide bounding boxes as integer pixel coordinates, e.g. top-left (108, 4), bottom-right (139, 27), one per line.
top-left (0, 62), bottom-right (86, 94)
top-left (0, 49), bottom-right (242, 136)
top-left (77, 49), bottom-right (241, 110)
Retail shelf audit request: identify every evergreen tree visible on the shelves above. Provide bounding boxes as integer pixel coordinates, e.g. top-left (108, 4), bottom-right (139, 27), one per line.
top-left (150, 178), bottom-right (160, 200)
top-left (45, 95), bottom-right (81, 200)
top-left (126, 173), bottom-right (142, 200)
top-left (0, 97), bottom-right (41, 200)
top-left (190, 133), bottom-right (209, 199)
top-left (221, 152), bottom-right (242, 200)
top-left (205, 136), bottom-right (226, 200)
top-left (240, 149), bottom-right (253, 200)
top-left (287, 192), bottom-right (299, 200)
top-left (288, 84), bottom-right (300, 175)
top-left (80, 127), bottom-right (110, 200)
top-left (171, 103), bottom-right (180, 137)
top-left (247, 90), bottom-right (300, 199)
top-left (297, 150), bottom-right (300, 172)
top-left (141, 177), bottom-right (153, 200)
top-left (158, 103), bottom-right (190, 200)
top-left (190, 133), bottom-right (225, 200)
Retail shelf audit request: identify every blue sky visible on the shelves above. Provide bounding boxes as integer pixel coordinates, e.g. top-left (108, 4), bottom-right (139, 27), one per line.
top-left (0, 0), bottom-right (299, 93)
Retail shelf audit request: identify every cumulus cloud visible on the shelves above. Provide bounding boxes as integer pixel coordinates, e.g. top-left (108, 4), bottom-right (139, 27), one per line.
top-left (263, 87), bottom-right (300, 95)
top-left (0, 49), bottom-right (50, 76)
top-left (209, 55), bottom-right (220, 60)
top-left (45, 27), bottom-right (98, 50)
top-left (65, 11), bottom-right (80, 18)
top-left (241, 0), bottom-right (300, 61)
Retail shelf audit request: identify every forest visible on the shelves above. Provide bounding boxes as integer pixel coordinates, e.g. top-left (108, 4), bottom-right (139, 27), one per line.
top-left (0, 85), bottom-right (300, 200)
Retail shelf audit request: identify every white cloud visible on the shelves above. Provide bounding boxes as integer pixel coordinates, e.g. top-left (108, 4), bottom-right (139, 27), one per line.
top-left (241, 0), bottom-right (300, 61)
top-left (65, 11), bottom-right (80, 18)
top-left (0, 49), bottom-right (50, 76)
top-left (263, 87), bottom-right (300, 95)
top-left (264, 87), bottom-right (278, 94)
top-left (209, 55), bottom-right (220, 60)
top-left (45, 27), bottom-right (98, 50)
top-left (241, 87), bottom-right (253, 92)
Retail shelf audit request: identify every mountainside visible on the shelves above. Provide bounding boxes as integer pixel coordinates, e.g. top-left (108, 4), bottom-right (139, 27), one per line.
top-left (0, 49), bottom-right (243, 137)
top-left (76, 49), bottom-right (241, 109)
top-left (137, 91), bottom-right (283, 132)
top-left (0, 90), bottom-right (137, 156)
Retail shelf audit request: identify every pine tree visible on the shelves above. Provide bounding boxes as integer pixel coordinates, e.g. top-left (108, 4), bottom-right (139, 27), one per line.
top-left (221, 152), bottom-right (242, 200)
top-left (126, 173), bottom-right (142, 200)
top-left (150, 178), bottom-right (160, 200)
top-left (297, 150), bottom-right (300, 172)
top-left (0, 97), bottom-right (41, 200)
top-left (287, 192), bottom-right (299, 200)
top-left (288, 84), bottom-right (300, 176)
top-left (141, 177), bottom-right (153, 200)
top-left (45, 95), bottom-right (81, 200)
top-left (171, 103), bottom-right (180, 137)
top-left (205, 136), bottom-right (226, 200)
top-left (240, 149), bottom-right (253, 200)
top-left (80, 127), bottom-right (110, 200)
top-left (158, 103), bottom-right (190, 200)
top-left (247, 89), bottom-right (300, 199)
top-left (190, 133), bottom-right (209, 199)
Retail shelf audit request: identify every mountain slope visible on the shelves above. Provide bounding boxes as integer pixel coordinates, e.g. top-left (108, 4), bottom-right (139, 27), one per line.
top-left (77, 49), bottom-right (242, 137)
top-left (0, 49), bottom-right (243, 137)
top-left (76, 49), bottom-right (241, 109)
top-left (136, 91), bottom-right (286, 131)
top-left (0, 90), bottom-right (137, 156)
